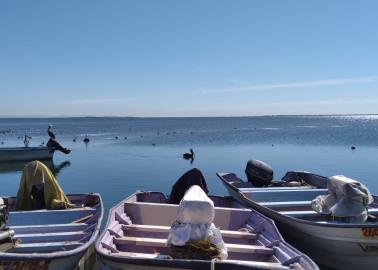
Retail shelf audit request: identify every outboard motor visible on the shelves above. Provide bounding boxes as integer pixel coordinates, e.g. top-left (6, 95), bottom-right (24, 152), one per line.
top-left (245, 160), bottom-right (273, 186)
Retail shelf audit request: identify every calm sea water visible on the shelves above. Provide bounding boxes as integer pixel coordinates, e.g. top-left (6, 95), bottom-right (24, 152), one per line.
top-left (1, 115), bottom-right (378, 269)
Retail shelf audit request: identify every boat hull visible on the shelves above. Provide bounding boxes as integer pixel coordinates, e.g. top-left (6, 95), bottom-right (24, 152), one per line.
top-left (0, 194), bottom-right (103, 270)
top-left (222, 181), bottom-right (378, 270)
top-left (0, 147), bottom-right (53, 162)
top-left (100, 256), bottom-right (295, 270)
top-left (97, 191), bottom-right (318, 270)
top-left (0, 252), bottom-right (84, 270)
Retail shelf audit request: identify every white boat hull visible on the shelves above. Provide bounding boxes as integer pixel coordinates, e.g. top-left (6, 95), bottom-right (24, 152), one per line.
top-left (224, 184), bottom-right (378, 270)
top-left (0, 147), bottom-right (53, 162)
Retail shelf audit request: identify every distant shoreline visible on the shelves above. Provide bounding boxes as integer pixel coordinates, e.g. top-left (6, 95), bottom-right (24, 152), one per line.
top-left (0, 114), bottom-right (378, 119)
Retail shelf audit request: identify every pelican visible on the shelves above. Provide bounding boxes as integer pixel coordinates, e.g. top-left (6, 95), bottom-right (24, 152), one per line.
top-left (183, 149), bottom-right (194, 159)
top-left (47, 125), bottom-right (55, 139)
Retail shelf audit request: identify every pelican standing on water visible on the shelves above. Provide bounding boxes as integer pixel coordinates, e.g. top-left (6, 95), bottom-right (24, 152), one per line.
top-left (183, 149), bottom-right (194, 159)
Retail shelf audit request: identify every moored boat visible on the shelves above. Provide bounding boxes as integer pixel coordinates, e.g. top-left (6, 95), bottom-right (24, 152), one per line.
top-left (96, 190), bottom-right (318, 270)
top-left (0, 193), bottom-right (103, 270)
top-left (217, 166), bottom-right (378, 270)
top-left (0, 147), bottom-right (53, 162)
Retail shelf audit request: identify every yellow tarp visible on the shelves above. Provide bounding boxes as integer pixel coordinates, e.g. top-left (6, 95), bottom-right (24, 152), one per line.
top-left (15, 160), bottom-right (74, 211)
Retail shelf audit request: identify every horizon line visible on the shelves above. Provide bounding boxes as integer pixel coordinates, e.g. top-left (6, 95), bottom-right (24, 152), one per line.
top-left (0, 113), bottom-right (378, 119)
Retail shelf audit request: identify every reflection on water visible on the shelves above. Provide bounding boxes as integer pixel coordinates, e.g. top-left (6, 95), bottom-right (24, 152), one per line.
top-left (0, 160), bottom-right (71, 177)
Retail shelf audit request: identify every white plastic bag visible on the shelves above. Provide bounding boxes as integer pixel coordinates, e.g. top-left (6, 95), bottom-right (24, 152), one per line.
top-left (311, 175), bottom-right (373, 223)
top-left (167, 185), bottom-right (228, 259)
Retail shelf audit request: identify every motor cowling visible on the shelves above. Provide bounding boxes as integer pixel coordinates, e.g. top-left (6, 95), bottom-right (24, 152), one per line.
top-left (245, 160), bottom-right (273, 186)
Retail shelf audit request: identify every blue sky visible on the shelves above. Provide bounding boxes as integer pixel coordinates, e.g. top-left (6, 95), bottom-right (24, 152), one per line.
top-left (1, 0), bottom-right (378, 117)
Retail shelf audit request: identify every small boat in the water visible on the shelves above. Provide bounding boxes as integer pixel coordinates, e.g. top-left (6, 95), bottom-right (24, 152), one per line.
top-left (0, 147), bottom-right (54, 162)
top-left (0, 193), bottom-right (103, 270)
top-left (96, 189), bottom-right (318, 270)
top-left (217, 160), bottom-right (378, 270)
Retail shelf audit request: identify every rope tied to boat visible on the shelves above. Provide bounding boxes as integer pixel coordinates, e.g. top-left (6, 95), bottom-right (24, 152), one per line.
top-left (210, 257), bottom-right (218, 270)
top-left (0, 197), bottom-right (20, 252)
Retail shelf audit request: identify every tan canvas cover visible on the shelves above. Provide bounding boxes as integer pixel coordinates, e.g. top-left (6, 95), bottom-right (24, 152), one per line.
top-left (16, 160), bottom-right (74, 210)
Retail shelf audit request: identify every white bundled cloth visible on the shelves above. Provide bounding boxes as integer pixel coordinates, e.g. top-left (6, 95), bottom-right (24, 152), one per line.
top-left (311, 175), bottom-right (373, 223)
top-left (167, 185), bottom-right (228, 259)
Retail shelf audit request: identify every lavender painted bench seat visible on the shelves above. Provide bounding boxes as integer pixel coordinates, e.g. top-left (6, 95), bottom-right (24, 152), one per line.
top-left (113, 236), bottom-right (275, 255)
top-left (124, 201), bottom-right (253, 230)
top-left (122, 224), bottom-right (258, 240)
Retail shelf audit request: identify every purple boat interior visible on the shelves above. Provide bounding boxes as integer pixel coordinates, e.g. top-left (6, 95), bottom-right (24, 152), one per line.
top-left (96, 191), bottom-right (318, 270)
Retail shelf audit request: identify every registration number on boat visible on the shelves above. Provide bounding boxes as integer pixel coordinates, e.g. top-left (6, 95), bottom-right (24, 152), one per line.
top-left (0, 260), bottom-right (49, 270)
top-left (362, 228), bottom-right (378, 237)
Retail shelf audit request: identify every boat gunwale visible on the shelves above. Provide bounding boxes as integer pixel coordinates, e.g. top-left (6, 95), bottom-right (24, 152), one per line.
top-left (0, 147), bottom-right (52, 151)
top-left (0, 193), bottom-right (103, 260)
top-left (99, 252), bottom-right (294, 270)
